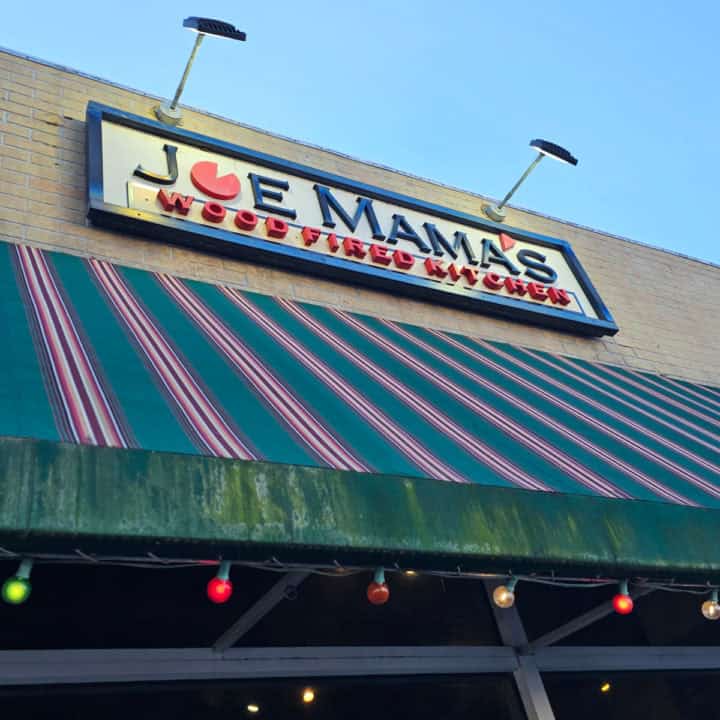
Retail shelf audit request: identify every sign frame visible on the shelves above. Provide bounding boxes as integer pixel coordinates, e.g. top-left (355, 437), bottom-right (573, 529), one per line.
top-left (86, 102), bottom-right (618, 336)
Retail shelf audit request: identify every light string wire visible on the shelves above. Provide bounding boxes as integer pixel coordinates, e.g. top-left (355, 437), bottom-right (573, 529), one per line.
top-left (1, 547), bottom-right (717, 594)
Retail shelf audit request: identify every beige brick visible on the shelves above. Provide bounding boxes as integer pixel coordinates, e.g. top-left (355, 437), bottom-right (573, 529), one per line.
top-left (0, 192), bottom-right (28, 211)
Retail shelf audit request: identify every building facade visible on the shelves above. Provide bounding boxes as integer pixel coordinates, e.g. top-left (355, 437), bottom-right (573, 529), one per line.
top-left (1, 48), bottom-right (720, 719)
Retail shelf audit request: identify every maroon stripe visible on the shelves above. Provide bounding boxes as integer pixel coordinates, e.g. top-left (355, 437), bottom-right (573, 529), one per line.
top-left (97, 262), bottom-right (243, 457)
top-left (222, 288), bottom-right (469, 483)
top-left (158, 274), bottom-right (368, 471)
top-left (22, 248), bottom-right (107, 444)
top-left (520, 347), bottom-right (720, 445)
top-left (279, 299), bottom-right (549, 491)
top-left (466, 337), bottom-right (720, 477)
top-left (579, 360), bottom-right (720, 428)
top-left (92, 260), bottom-right (255, 459)
top-left (334, 311), bottom-right (639, 500)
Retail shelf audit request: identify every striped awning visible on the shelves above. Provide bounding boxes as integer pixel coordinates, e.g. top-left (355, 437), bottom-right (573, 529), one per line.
top-left (2, 240), bottom-right (720, 512)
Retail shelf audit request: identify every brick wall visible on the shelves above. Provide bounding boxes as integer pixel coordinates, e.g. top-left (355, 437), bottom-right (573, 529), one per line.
top-left (1, 49), bottom-right (718, 385)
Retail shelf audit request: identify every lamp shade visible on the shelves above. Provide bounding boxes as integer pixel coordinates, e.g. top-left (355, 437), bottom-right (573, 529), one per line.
top-left (529, 139), bottom-right (578, 166)
top-left (183, 17), bottom-right (247, 41)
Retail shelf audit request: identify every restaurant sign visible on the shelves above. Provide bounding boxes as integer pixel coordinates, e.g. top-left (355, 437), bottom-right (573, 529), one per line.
top-left (86, 103), bottom-right (618, 336)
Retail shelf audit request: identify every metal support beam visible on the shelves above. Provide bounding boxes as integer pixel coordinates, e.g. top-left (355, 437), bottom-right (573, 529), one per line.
top-left (3, 644), bottom-right (720, 686)
top-left (526, 587), bottom-right (655, 652)
top-left (485, 581), bottom-right (556, 720)
top-left (0, 647), bottom-right (518, 686)
top-left (213, 571), bottom-right (309, 652)
top-left (535, 646), bottom-right (720, 672)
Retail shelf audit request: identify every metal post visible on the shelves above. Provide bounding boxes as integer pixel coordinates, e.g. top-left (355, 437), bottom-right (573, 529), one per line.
top-left (155, 33), bottom-right (205, 125)
top-left (484, 581), bottom-right (556, 720)
top-left (170, 33), bottom-right (205, 110)
top-left (482, 153), bottom-right (544, 222)
top-left (213, 571), bottom-right (309, 652)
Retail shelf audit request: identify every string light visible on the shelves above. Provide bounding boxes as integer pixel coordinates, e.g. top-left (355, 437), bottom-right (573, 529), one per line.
top-left (246, 704), bottom-right (260, 714)
top-left (302, 688), bottom-right (315, 703)
top-left (2, 548), bottom-right (719, 621)
top-left (701, 589), bottom-right (720, 621)
top-left (367, 567), bottom-right (390, 605)
top-left (207, 561), bottom-right (233, 604)
top-left (612, 580), bottom-right (633, 615)
top-left (2, 558), bottom-right (33, 605)
top-left (600, 682), bottom-right (612, 694)
top-left (492, 577), bottom-right (518, 609)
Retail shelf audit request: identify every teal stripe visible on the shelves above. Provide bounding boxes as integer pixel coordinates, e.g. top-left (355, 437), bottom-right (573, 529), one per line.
top-left (506, 344), bottom-right (720, 462)
top-left (298, 304), bottom-right (584, 492)
top-left (205, 289), bottom-right (428, 479)
top-left (47, 253), bottom-right (198, 455)
top-left (119, 269), bottom-right (318, 466)
top-left (460, 337), bottom-right (720, 471)
top-left (470, 340), bottom-right (720, 507)
top-left (615, 365), bottom-right (720, 422)
top-left (373, 319), bottom-right (720, 506)
top-left (0, 243), bottom-right (59, 441)
top-left (567, 357), bottom-right (720, 423)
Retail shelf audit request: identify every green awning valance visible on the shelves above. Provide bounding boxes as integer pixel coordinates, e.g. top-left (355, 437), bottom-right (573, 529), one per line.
top-left (1, 436), bottom-right (720, 579)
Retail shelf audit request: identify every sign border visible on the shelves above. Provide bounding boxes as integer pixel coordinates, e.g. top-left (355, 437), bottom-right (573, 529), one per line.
top-left (86, 102), bottom-right (619, 337)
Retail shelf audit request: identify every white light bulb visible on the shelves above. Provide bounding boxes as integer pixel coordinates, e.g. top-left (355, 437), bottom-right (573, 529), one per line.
top-left (493, 584), bottom-right (515, 609)
top-left (702, 600), bottom-right (720, 621)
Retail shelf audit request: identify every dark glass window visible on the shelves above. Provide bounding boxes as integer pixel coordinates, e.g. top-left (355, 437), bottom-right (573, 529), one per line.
top-left (545, 671), bottom-right (720, 719)
top-left (0, 676), bottom-right (527, 720)
top-left (517, 582), bottom-right (720, 647)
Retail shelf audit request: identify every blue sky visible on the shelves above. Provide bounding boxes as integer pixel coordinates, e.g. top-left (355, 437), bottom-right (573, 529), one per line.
top-left (3, 1), bottom-right (719, 264)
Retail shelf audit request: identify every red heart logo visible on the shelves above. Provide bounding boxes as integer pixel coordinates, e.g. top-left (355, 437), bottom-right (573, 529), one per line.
top-left (190, 161), bottom-right (241, 200)
top-left (499, 232), bottom-right (516, 252)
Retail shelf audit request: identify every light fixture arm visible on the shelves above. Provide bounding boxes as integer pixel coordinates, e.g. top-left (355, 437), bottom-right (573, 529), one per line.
top-left (495, 152), bottom-right (544, 213)
top-left (482, 152), bottom-right (545, 223)
top-left (169, 33), bottom-right (205, 111)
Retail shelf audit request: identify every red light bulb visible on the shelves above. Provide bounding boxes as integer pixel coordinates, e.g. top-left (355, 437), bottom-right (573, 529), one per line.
top-left (612, 593), bottom-right (633, 615)
top-left (207, 576), bottom-right (233, 604)
top-left (207, 561), bottom-right (233, 604)
top-left (367, 581), bottom-right (390, 605)
top-left (367, 567), bottom-right (390, 605)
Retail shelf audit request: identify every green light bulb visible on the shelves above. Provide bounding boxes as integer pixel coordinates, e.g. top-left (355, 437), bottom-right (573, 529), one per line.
top-left (2, 576), bottom-right (31, 605)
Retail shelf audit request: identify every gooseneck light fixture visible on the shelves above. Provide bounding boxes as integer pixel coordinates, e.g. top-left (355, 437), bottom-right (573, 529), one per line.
top-left (482, 139), bottom-right (578, 223)
top-left (156, 17), bottom-right (247, 126)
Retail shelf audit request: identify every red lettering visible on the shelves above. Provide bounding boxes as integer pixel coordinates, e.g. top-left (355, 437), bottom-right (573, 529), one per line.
top-left (302, 226), bottom-right (321, 246)
top-left (370, 244), bottom-right (392, 265)
top-left (393, 249), bottom-right (415, 270)
top-left (202, 201), bottom-right (226, 223)
top-left (424, 258), bottom-right (448, 278)
top-left (234, 209), bottom-right (258, 231)
top-left (504, 277), bottom-right (527, 295)
top-left (527, 282), bottom-right (548, 301)
top-left (343, 236), bottom-right (367, 258)
top-left (461, 267), bottom-right (478, 285)
top-left (447, 264), bottom-right (461, 282)
top-left (157, 189), bottom-right (194, 215)
top-left (547, 287), bottom-right (572, 306)
top-left (482, 272), bottom-right (504, 290)
top-left (327, 233), bottom-right (339, 252)
top-left (265, 216), bottom-right (289, 239)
